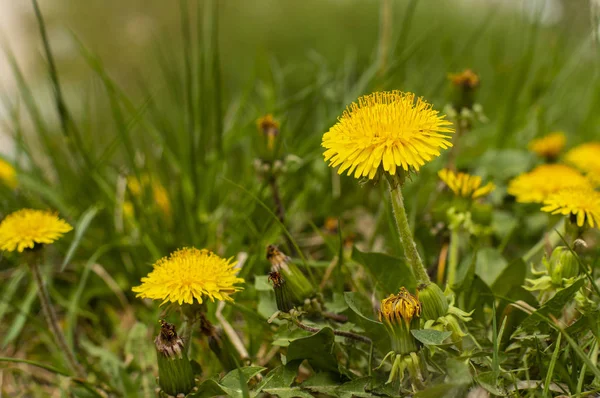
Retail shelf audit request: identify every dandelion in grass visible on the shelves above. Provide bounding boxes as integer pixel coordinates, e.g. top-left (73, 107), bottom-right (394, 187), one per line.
top-left (541, 187), bottom-right (600, 228)
top-left (448, 69), bottom-right (480, 89)
top-left (132, 248), bottom-right (244, 305)
top-left (127, 174), bottom-right (172, 217)
top-left (508, 164), bottom-right (592, 203)
top-left (0, 158), bottom-right (17, 189)
top-left (322, 91), bottom-right (454, 179)
top-left (438, 168), bottom-right (495, 199)
top-left (528, 132), bottom-right (566, 160)
top-left (0, 209), bottom-right (72, 252)
top-left (565, 142), bottom-right (600, 173)
top-left (257, 114), bottom-right (280, 152)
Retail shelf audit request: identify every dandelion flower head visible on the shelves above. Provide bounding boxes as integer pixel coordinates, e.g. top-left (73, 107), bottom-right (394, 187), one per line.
top-left (448, 69), bottom-right (480, 89)
top-left (438, 168), bottom-right (495, 199)
top-left (0, 209), bottom-right (72, 252)
top-left (0, 158), bottom-right (17, 189)
top-left (379, 287), bottom-right (422, 326)
top-left (565, 142), bottom-right (600, 173)
top-left (528, 132), bottom-right (566, 159)
top-left (541, 186), bottom-right (600, 228)
top-left (508, 164), bottom-right (592, 203)
top-left (322, 91), bottom-right (454, 179)
top-left (132, 247), bottom-right (244, 305)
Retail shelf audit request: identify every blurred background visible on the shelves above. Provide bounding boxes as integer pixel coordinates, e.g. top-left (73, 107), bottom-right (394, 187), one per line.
top-left (0, 0), bottom-right (597, 156)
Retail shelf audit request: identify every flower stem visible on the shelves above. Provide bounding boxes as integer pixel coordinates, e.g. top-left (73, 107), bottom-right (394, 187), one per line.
top-left (387, 175), bottom-right (430, 284)
top-left (28, 251), bottom-right (86, 378)
top-left (447, 227), bottom-right (460, 287)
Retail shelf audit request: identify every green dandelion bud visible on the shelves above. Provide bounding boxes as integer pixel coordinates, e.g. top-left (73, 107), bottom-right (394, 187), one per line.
top-left (268, 271), bottom-right (294, 313)
top-left (379, 288), bottom-right (421, 354)
top-left (155, 320), bottom-right (196, 396)
top-left (267, 245), bottom-right (314, 305)
top-left (417, 283), bottom-right (448, 321)
top-left (548, 246), bottom-right (579, 285)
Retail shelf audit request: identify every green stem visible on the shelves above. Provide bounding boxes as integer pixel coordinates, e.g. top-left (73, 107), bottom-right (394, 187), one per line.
top-left (447, 227), bottom-right (460, 287)
top-left (387, 175), bottom-right (430, 284)
top-left (28, 250), bottom-right (86, 378)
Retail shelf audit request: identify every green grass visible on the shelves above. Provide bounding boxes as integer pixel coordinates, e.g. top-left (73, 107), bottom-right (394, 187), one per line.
top-left (1, 0), bottom-right (600, 396)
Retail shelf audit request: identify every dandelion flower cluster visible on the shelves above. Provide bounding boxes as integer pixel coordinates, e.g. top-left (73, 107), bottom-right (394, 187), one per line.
top-left (565, 142), bottom-right (600, 173)
top-left (127, 174), bottom-right (172, 217)
top-left (508, 164), bottom-right (592, 203)
top-left (0, 209), bottom-right (72, 252)
top-left (438, 168), bottom-right (495, 199)
top-left (132, 247), bottom-right (244, 305)
top-left (322, 91), bottom-right (454, 179)
top-left (0, 158), bottom-right (17, 189)
top-left (528, 132), bottom-right (566, 159)
top-left (541, 187), bottom-right (600, 228)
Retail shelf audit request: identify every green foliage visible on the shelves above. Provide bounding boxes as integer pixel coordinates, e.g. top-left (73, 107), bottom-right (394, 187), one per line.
top-left (2, 0), bottom-right (600, 396)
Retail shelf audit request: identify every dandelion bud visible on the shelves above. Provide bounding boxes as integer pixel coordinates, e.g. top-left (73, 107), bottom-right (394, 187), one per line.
top-left (417, 283), bottom-right (448, 321)
top-left (155, 320), bottom-right (195, 396)
top-left (448, 69), bottom-right (480, 110)
top-left (268, 271), bottom-right (294, 312)
top-left (266, 245), bottom-right (314, 305)
top-left (379, 288), bottom-right (421, 354)
top-left (548, 246), bottom-right (579, 285)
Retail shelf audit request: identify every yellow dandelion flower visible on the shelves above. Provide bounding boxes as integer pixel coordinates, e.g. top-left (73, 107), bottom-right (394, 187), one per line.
top-left (0, 209), bottom-right (73, 252)
top-left (541, 187), bottom-right (600, 228)
top-left (379, 287), bottom-right (422, 326)
top-left (507, 164), bottom-right (592, 203)
top-left (564, 142), bottom-right (600, 173)
top-left (257, 114), bottom-right (280, 152)
top-left (438, 168), bottom-right (495, 199)
top-left (132, 247), bottom-right (244, 305)
top-left (152, 183), bottom-right (172, 218)
top-left (127, 174), bottom-right (171, 217)
top-left (127, 175), bottom-right (145, 197)
top-left (322, 91), bottom-right (454, 179)
top-left (586, 166), bottom-right (600, 187)
top-left (528, 132), bottom-right (566, 159)
top-left (0, 158), bottom-right (17, 189)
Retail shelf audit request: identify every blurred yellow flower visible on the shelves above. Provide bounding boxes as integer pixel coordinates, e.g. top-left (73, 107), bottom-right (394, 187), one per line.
top-left (132, 248), bottom-right (244, 305)
top-left (438, 168), bottom-right (495, 199)
top-left (508, 164), bottom-right (592, 203)
top-left (541, 187), bottom-right (600, 228)
top-left (379, 287), bottom-right (422, 326)
top-left (528, 132), bottom-right (566, 159)
top-left (322, 91), bottom-right (454, 179)
top-left (257, 114), bottom-right (280, 151)
top-left (565, 142), bottom-right (600, 173)
top-left (0, 158), bottom-right (17, 189)
top-left (127, 174), bottom-right (171, 217)
top-left (0, 209), bottom-right (72, 252)
top-left (448, 69), bottom-right (480, 89)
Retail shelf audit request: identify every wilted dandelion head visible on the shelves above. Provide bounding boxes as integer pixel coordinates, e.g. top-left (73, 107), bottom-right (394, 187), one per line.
top-left (322, 91), bottom-right (454, 179)
top-left (541, 187), bottom-right (600, 228)
top-left (565, 142), bottom-right (600, 173)
top-left (132, 247), bottom-right (244, 305)
top-left (507, 164), bottom-right (592, 203)
top-left (448, 69), bottom-right (480, 89)
top-left (379, 287), bottom-right (422, 326)
top-left (528, 132), bottom-right (566, 159)
top-left (0, 209), bottom-right (72, 252)
top-left (438, 168), bottom-right (495, 199)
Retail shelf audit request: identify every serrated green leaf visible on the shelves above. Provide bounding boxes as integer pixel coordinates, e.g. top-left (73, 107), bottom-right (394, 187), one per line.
top-left (352, 247), bottom-right (416, 293)
top-left (343, 292), bottom-right (388, 352)
top-left (335, 377), bottom-right (372, 398)
top-left (301, 372), bottom-right (342, 396)
top-left (411, 329), bottom-right (452, 346)
top-left (522, 278), bottom-right (585, 329)
top-left (286, 327), bottom-right (339, 374)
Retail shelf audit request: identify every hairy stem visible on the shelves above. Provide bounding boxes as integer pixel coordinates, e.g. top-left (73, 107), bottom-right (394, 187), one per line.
top-left (387, 175), bottom-right (430, 284)
top-left (28, 251), bottom-right (86, 378)
top-left (447, 228), bottom-right (460, 287)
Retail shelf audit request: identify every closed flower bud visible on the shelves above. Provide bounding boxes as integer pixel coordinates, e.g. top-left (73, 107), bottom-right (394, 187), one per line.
top-left (379, 288), bottom-right (421, 354)
top-left (417, 283), bottom-right (448, 321)
top-left (155, 320), bottom-right (196, 396)
top-left (549, 246), bottom-right (579, 285)
top-left (266, 245), bottom-right (314, 305)
top-left (268, 271), bottom-right (294, 312)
